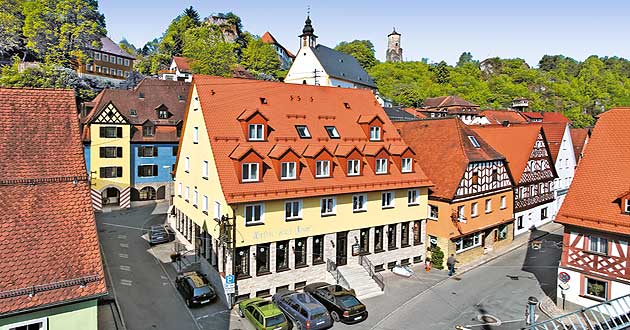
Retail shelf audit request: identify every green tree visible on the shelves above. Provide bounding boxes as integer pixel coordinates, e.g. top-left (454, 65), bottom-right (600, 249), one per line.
top-left (0, 0), bottom-right (25, 57)
top-left (434, 60), bottom-right (450, 84)
top-left (159, 13), bottom-right (199, 57)
top-left (182, 25), bottom-right (237, 76)
top-left (456, 52), bottom-right (476, 67)
top-left (240, 33), bottom-right (280, 75)
top-left (183, 6), bottom-right (200, 25)
top-left (334, 40), bottom-right (377, 70)
top-left (22, 0), bottom-right (106, 66)
top-left (118, 38), bottom-right (137, 57)
top-left (429, 245), bottom-right (444, 270)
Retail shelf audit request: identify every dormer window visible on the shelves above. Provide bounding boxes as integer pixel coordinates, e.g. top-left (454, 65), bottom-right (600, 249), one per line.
top-left (158, 109), bottom-right (170, 119)
top-left (242, 163), bottom-right (259, 182)
top-left (375, 158), bottom-right (388, 174)
top-left (138, 92), bottom-right (145, 99)
top-left (316, 160), bottom-right (330, 177)
top-left (468, 136), bottom-right (481, 148)
top-left (625, 199), bottom-right (630, 213)
top-left (347, 159), bottom-right (361, 176)
top-left (295, 125), bottom-right (311, 138)
top-left (248, 124), bottom-right (265, 141)
top-left (281, 162), bottom-right (296, 180)
top-left (370, 126), bottom-right (382, 141)
top-left (130, 109), bottom-right (137, 116)
top-left (402, 158), bottom-right (413, 173)
top-left (143, 125), bottom-right (155, 137)
top-left (325, 126), bottom-right (340, 139)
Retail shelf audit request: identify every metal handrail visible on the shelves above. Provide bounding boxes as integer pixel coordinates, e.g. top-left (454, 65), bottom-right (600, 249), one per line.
top-left (359, 255), bottom-right (385, 291)
top-left (326, 258), bottom-right (350, 289)
top-left (531, 294), bottom-right (630, 330)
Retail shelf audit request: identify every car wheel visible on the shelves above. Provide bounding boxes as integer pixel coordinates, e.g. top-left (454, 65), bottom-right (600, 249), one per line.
top-left (238, 306), bottom-right (245, 318)
top-left (330, 311), bottom-right (340, 322)
top-left (296, 321), bottom-right (303, 330)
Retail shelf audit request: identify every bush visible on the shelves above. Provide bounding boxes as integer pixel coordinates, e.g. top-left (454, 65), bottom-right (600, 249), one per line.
top-left (429, 245), bottom-right (445, 270)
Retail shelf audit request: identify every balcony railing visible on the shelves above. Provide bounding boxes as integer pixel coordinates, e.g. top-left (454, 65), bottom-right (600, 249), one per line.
top-left (326, 258), bottom-right (350, 289)
top-left (359, 255), bottom-right (385, 291)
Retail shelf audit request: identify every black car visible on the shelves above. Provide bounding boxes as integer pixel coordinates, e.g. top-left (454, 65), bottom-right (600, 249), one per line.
top-left (175, 271), bottom-right (217, 307)
top-left (304, 282), bottom-right (368, 324)
top-left (148, 224), bottom-right (175, 245)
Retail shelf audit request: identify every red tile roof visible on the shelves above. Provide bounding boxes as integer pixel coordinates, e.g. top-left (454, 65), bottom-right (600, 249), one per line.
top-left (471, 124), bottom-right (543, 184)
top-left (541, 122), bottom-right (568, 163)
top-left (542, 112), bottom-right (571, 123)
top-left (395, 118), bottom-right (506, 199)
top-left (0, 88), bottom-right (107, 315)
top-left (479, 109), bottom-right (528, 124)
top-left (520, 111), bottom-right (544, 120)
top-left (261, 31), bottom-right (295, 58)
top-left (82, 79), bottom-right (190, 143)
top-left (173, 56), bottom-right (192, 72)
top-left (190, 76), bottom-right (432, 204)
top-left (556, 108), bottom-right (630, 235)
top-left (570, 128), bottom-right (590, 161)
top-left (423, 95), bottom-right (478, 109)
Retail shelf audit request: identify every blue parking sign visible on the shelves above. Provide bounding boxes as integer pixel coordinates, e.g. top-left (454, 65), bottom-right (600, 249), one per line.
top-left (226, 274), bottom-right (235, 285)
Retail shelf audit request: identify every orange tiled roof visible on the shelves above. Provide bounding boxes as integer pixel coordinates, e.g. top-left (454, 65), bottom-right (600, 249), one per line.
top-left (190, 76), bottom-right (432, 203)
top-left (0, 88), bottom-right (107, 315)
top-left (173, 56), bottom-right (192, 72)
top-left (471, 124), bottom-right (543, 184)
top-left (261, 31), bottom-right (295, 58)
top-left (395, 118), bottom-right (506, 199)
top-left (570, 128), bottom-right (590, 161)
top-left (541, 122), bottom-right (568, 163)
top-left (542, 112), bottom-right (571, 123)
top-left (479, 109), bottom-right (528, 124)
top-left (423, 95), bottom-right (478, 109)
top-left (556, 108), bottom-right (630, 235)
top-left (520, 111), bottom-right (544, 120)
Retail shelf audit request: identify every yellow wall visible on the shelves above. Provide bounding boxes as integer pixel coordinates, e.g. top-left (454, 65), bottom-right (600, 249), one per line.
top-left (233, 187), bottom-right (429, 247)
top-left (90, 122), bottom-right (131, 191)
top-left (173, 85), bottom-right (228, 240)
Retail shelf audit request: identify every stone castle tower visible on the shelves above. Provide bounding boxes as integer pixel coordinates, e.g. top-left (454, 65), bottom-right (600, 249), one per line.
top-left (386, 28), bottom-right (403, 62)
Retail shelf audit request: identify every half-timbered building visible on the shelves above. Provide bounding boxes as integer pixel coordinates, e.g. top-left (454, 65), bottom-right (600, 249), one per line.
top-left (473, 124), bottom-right (557, 236)
top-left (395, 118), bottom-right (515, 266)
top-left (555, 108), bottom-right (630, 309)
top-left (541, 122), bottom-right (576, 218)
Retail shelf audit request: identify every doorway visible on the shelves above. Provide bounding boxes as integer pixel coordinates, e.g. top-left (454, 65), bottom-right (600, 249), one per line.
top-left (336, 232), bottom-right (348, 266)
top-left (102, 187), bottom-right (120, 206)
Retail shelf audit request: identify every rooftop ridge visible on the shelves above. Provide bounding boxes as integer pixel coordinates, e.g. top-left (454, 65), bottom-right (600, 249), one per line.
top-left (0, 176), bottom-right (88, 186)
top-left (0, 275), bottom-right (101, 299)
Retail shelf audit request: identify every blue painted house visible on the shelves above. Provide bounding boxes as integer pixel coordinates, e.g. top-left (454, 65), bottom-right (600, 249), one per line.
top-left (80, 79), bottom-right (189, 208)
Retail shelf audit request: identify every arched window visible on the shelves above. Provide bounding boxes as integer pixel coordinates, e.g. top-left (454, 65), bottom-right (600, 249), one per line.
top-left (139, 186), bottom-right (157, 200)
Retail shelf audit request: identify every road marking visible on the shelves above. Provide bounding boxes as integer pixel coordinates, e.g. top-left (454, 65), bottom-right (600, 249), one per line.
top-left (103, 222), bottom-right (145, 231)
top-left (117, 234), bottom-right (127, 240)
top-left (196, 309), bottom-right (230, 320)
top-left (119, 253), bottom-right (128, 259)
top-left (119, 265), bottom-right (131, 271)
top-left (120, 279), bottom-right (133, 286)
top-left (160, 275), bottom-right (168, 280)
top-left (120, 243), bottom-right (129, 248)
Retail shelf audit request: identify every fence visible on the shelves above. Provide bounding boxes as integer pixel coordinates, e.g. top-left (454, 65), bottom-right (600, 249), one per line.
top-left (531, 294), bottom-right (630, 330)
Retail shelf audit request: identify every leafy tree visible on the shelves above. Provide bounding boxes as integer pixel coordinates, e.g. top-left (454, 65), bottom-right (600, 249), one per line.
top-left (434, 61), bottom-right (450, 84)
top-left (159, 13), bottom-right (199, 57)
top-left (21, 0), bottom-right (106, 66)
top-left (183, 6), bottom-right (200, 25)
top-left (0, 0), bottom-right (25, 57)
top-left (334, 40), bottom-right (377, 69)
top-left (182, 25), bottom-right (237, 76)
top-left (140, 38), bottom-right (160, 56)
top-left (456, 52), bottom-right (476, 67)
top-left (118, 38), bottom-right (137, 57)
top-left (240, 33), bottom-right (280, 75)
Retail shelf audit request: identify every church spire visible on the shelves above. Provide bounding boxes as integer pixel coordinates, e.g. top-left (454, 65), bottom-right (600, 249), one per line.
top-left (299, 15), bottom-right (317, 48)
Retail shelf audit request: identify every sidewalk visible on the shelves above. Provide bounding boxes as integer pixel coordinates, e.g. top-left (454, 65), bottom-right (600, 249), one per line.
top-left (456, 221), bottom-right (564, 276)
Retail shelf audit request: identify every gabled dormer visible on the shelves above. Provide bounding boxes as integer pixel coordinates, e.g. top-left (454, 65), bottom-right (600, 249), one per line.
top-left (357, 115), bottom-right (385, 141)
top-left (268, 145), bottom-right (301, 180)
top-left (302, 145), bottom-right (335, 178)
top-left (155, 104), bottom-right (172, 119)
top-left (389, 145), bottom-right (416, 173)
top-left (616, 190), bottom-right (630, 214)
top-left (91, 102), bottom-right (130, 125)
top-left (229, 145), bottom-right (265, 183)
top-left (335, 145), bottom-right (363, 177)
top-left (363, 145), bottom-right (391, 175)
top-left (142, 120), bottom-right (155, 137)
top-left (237, 109), bottom-right (270, 142)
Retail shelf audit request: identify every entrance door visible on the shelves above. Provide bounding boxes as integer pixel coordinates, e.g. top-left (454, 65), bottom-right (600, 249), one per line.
top-left (336, 232), bottom-right (348, 266)
top-left (102, 187), bottom-right (120, 205)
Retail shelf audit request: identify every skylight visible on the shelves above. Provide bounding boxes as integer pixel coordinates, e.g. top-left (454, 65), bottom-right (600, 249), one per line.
top-left (296, 125), bottom-right (311, 138)
top-left (325, 126), bottom-right (340, 139)
top-left (468, 136), bottom-right (481, 148)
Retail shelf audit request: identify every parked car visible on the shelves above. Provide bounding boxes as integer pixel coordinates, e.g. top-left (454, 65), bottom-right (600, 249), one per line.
top-left (304, 282), bottom-right (368, 324)
top-left (272, 290), bottom-right (333, 330)
top-left (238, 297), bottom-right (289, 330)
top-left (148, 224), bottom-right (175, 245)
top-left (175, 271), bottom-right (217, 307)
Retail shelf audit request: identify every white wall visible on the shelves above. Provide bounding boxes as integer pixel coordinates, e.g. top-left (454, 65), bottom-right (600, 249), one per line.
top-left (557, 267), bottom-right (630, 309)
top-left (514, 201), bottom-right (555, 236)
top-left (552, 124), bottom-right (576, 219)
top-left (285, 46), bottom-right (329, 86)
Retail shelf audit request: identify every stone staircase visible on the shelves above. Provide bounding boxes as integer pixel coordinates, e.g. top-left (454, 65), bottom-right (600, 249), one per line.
top-left (337, 263), bottom-right (384, 300)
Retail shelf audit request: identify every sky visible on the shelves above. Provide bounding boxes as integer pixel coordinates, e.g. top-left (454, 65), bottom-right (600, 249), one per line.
top-left (99, 0), bottom-right (629, 66)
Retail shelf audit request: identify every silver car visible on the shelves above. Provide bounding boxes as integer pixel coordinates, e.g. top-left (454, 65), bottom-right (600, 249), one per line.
top-left (272, 290), bottom-right (333, 330)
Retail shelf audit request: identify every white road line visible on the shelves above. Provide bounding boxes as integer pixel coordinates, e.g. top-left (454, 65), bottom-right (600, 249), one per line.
top-left (120, 243), bottom-right (129, 248)
top-left (119, 265), bottom-right (131, 271)
top-left (119, 253), bottom-right (128, 258)
top-left (120, 279), bottom-right (133, 286)
top-left (196, 309), bottom-right (230, 320)
top-left (103, 222), bottom-right (146, 231)
top-left (117, 234), bottom-right (127, 240)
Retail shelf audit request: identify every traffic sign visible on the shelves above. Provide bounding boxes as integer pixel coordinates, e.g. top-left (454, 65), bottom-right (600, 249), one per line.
top-left (226, 274), bottom-right (235, 285)
top-left (558, 272), bottom-right (570, 283)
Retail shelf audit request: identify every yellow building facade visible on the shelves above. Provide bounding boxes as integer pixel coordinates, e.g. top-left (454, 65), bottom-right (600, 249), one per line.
top-left (172, 77), bottom-right (433, 302)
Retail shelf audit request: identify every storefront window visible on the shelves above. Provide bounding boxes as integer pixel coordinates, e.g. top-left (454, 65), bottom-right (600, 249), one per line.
top-left (276, 240), bottom-right (290, 271)
top-left (295, 238), bottom-right (307, 267)
top-left (498, 224), bottom-right (508, 241)
top-left (401, 223), bottom-right (409, 247)
top-left (455, 232), bottom-right (481, 253)
top-left (413, 221), bottom-right (422, 245)
top-left (359, 228), bottom-right (370, 254)
top-left (256, 244), bottom-right (270, 275)
top-left (374, 226), bottom-right (384, 252)
top-left (312, 235), bottom-right (324, 264)
top-left (388, 224), bottom-right (397, 250)
top-left (235, 247), bottom-right (250, 278)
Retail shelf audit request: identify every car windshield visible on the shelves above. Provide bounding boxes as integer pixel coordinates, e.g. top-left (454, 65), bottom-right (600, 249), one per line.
top-left (310, 308), bottom-right (328, 320)
top-left (265, 313), bottom-right (286, 327)
top-left (193, 286), bottom-right (212, 296)
top-left (337, 295), bottom-right (361, 309)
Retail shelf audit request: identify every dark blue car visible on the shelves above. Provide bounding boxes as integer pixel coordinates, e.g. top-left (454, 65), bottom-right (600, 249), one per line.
top-left (272, 290), bottom-right (333, 330)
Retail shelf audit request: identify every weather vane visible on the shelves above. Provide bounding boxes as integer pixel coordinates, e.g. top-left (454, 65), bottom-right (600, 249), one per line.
top-left (307, 4), bottom-right (310, 16)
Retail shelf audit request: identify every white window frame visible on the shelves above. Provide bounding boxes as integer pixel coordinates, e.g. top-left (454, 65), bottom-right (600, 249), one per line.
top-left (352, 194), bottom-right (367, 212)
top-left (347, 159), bottom-right (361, 176)
top-left (316, 160), bottom-right (330, 178)
top-left (584, 277), bottom-right (608, 300)
top-left (455, 232), bottom-right (481, 253)
top-left (242, 163), bottom-right (259, 182)
top-left (177, 182), bottom-right (182, 196)
top-left (625, 199), bottom-right (630, 213)
top-left (468, 136), bottom-right (481, 148)
top-left (407, 189), bottom-right (419, 206)
top-left (124, 59), bottom-right (130, 66)
top-left (284, 200), bottom-right (302, 220)
top-left (485, 199), bottom-right (492, 213)
top-left (281, 162), bottom-right (297, 180)
top-left (185, 186), bottom-right (190, 201)
top-left (202, 195), bottom-right (208, 213)
top-left (102, 54), bottom-right (108, 62)
top-left (402, 158), bottom-right (413, 173)
top-left (202, 160), bottom-right (209, 179)
top-left (588, 236), bottom-right (608, 255)
top-left (320, 197), bottom-right (336, 216)
top-left (117, 57), bottom-right (123, 65)
top-left (193, 127), bottom-right (199, 143)
top-left (471, 202), bottom-right (478, 217)
top-left (381, 191), bottom-right (395, 209)
top-left (248, 124), bottom-right (265, 141)
top-left (457, 205), bottom-right (466, 222)
top-left (370, 126), bottom-right (381, 141)
top-left (375, 158), bottom-right (388, 174)
top-left (117, 69), bottom-right (123, 76)
top-left (214, 201), bottom-right (221, 219)
top-left (4, 317), bottom-right (47, 330)
top-left (428, 205), bottom-right (439, 220)
top-left (184, 156), bottom-right (190, 172)
top-left (244, 204), bottom-right (264, 225)
top-left (94, 52), bottom-right (101, 60)
top-left (500, 195), bottom-right (507, 209)
top-left (193, 189), bottom-right (198, 207)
